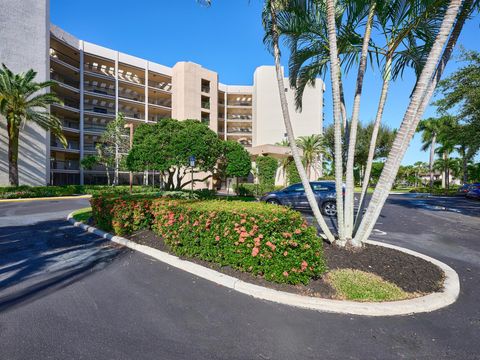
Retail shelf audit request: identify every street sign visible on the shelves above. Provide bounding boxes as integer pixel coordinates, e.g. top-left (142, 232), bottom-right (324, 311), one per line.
top-left (189, 155), bottom-right (196, 167)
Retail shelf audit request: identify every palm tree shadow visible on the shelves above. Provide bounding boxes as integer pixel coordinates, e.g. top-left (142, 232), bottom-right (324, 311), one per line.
top-left (0, 219), bottom-right (128, 313)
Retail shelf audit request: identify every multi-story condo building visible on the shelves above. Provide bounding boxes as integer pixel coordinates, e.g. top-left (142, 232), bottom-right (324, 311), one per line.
top-left (0, 0), bottom-right (324, 187)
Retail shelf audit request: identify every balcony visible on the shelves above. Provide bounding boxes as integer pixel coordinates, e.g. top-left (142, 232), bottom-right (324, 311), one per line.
top-left (149, 80), bottom-right (172, 92)
top-left (51, 73), bottom-right (80, 89)
top-left (50, 48), bottom-right (80, 70)
top-left (84, 143), bottom-right (98, 152)
top-left (228, 101), bottom-right (252, 107)
top-left (84, 106), bottom-right (115, 116)
top-left (119, 90), bottom-right (145, 103)
top-left (51, 140), bottom-right (80, 151)
top-left (121, 110), bottom-right (145, 120)
top-left (201, 101), bottom-right (210, 110)
top-left (148, 115), bottom-right (169, 122)
top-left (55, 97), bottom-right (80, 111)
top-left (61, 119), bottom-right (80, 130)
top-left (149, 98), bottom-right (171, 108)
top-left (227, 114), bottom-right (252, 121)
top-left (84, 123), bottom-right (107, 134)
top-left (84, 63), bottom-right (115, 79)
top-left (84, 85), bottom-right (115, 97)
top-left (118, 70), bottom-right (144, 86)
top-left (51, 160), bottom-right (80, 171)
top-left (201, 85), bottom-right (210, 93)
top-left (227, 127), bottom-right (252, 134)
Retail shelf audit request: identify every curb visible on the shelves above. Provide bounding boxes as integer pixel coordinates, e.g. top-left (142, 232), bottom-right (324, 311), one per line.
top-left (67, 212), bottom-right (460, 317)
top-left (0, 195), bottom-right (92, 203)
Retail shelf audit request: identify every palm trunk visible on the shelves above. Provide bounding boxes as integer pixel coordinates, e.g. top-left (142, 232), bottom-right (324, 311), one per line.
top-left (354, 0), bottom-right (463, 245)
top-left (354, 54), bottom-right (392, 231)
top-left (114, 143), bottom-right (119, 186)
top-left (344, 2), bottom-right (375, 244)
top-left (442, 151), bottom-right (447, 188)
top-left (325, 0), bottom-right (346, 243)
top-left (463, 155), bottom-right (468, 184)
top-left (269, 1), bottom-right (336, 243)
top-left (429, 134), bottom-right (436, 189)
top-left (7, 119), bottom-right (20, 186)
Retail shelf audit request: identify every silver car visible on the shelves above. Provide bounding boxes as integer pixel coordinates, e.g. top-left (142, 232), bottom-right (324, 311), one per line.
top-left (260, 181), bottom-right (340, 216)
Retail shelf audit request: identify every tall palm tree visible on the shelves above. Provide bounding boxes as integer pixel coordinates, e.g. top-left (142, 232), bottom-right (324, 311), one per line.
top-left (297, 134), bottom-right (325, 179)
top-left (417, 117), bottom-right (443, 189)
top-left (0, 64), bottom-right (66, 186)
top-left (275, 138), bottom-right (292, 186)
top-left (354, 0), bottom-right (464, 245)
top-left (264, 0), bottom-right (336, 243)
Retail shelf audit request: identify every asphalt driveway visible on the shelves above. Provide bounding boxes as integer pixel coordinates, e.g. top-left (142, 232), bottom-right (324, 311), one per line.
top-left (0, 195), bottom-right (479, 359)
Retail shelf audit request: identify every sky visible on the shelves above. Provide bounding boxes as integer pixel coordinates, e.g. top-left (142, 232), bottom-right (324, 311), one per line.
top-left (51, 0), bottom-right (480, 165)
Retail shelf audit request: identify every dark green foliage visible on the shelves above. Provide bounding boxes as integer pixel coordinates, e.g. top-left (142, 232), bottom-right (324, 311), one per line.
top-left (286, 161), bottom-right (301, 184)
top-left (223, 141), bottom-right (252, 178)
top-left (91, 195), bottom-right (327, 285)
top-left (256, 156), bottom-right (278, 193)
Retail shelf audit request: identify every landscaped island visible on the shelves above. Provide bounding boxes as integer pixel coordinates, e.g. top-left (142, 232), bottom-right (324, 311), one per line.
top-left (73, 194), bottom-right (445, 302)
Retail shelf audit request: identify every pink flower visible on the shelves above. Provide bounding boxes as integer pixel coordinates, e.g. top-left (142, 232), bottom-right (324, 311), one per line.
top-left (283, 251), bottom-right (288, 256)
top-left (294, 229), bottom-right (302, 235)
top-left (301, 260), bottom-right (308, 271)
top-left (251, 247), bottom-right (259, 257)
top-left (193, 220), bottom-right (199, 227)
top-left (266, 241), bottom-right (276, 251)
top-left (254, 237), bottom-right (261, 247)
top-left (283, 271), bottom-right (289, 277)
top-left (215, 235), bottom-right (220, 241)
top-left (240, 219), bottom-right (247, 224)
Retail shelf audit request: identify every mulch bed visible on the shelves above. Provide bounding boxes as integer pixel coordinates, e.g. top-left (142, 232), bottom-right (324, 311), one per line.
top-left (127, 229), bottom-right (444, 300)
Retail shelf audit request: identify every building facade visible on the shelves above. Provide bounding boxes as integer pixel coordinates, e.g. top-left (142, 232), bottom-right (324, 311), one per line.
top-left (0, 0), bottom-right (325, 186)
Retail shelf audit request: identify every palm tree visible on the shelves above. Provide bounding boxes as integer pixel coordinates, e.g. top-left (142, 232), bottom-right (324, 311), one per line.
top-left (0, 64), bottom-right (66, 186)
top-left (297, 134), bottom-right (325, 179)
top-left (354, 0), bottom-right (464, 245)
top-left (418, 117), bottom-right (443, 189)
top-left (264, 0), bottom-right (335, 243)
top-left (275, 138), bottom-right (292, 186)
top-left (413, 161), bottom-right (428, 187)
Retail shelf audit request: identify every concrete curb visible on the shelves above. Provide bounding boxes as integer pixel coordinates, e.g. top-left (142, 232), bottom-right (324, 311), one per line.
top-left (0, 195), bottom-right (92, 203)
top-left (67, 212), bottom-right (460, 317)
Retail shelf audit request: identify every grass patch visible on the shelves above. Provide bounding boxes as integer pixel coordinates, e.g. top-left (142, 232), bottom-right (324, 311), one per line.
top-left (327, 269), bottom-right (410, 302)
top-left (72, 207), bottom-right (92, 223)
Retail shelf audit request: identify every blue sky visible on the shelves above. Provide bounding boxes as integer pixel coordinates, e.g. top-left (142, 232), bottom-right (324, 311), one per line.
top-left (51, 0), bottom-right (480, 165)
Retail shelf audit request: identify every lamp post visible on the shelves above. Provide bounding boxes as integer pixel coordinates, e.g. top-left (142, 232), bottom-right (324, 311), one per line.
top-left (189, 155), bottom-right (196, 198)
top-left (124, 123), bottom-right (134, 194)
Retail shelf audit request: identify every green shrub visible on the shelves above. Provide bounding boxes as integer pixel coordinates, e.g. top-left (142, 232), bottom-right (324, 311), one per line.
top-left (409, 187), bottom-right (459, 196)
top-left (286, 161), bottom-right (301, 184)
top-left (235, 183), bottom-right (283, 197)
top-left (91, 195), bottom-right (327, 284)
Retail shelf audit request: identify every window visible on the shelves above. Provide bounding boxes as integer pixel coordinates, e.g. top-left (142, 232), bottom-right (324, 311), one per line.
top-left (285, 184), bottom-right (304, 192)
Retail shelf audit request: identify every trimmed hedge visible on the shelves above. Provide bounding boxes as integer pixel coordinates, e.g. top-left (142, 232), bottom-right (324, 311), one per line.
top-left (91, 195), bottom-right (327, 284)
top-left (0, 185), bottom-right (217, 200)
top-left (409, 187), bottom-right (460, 196)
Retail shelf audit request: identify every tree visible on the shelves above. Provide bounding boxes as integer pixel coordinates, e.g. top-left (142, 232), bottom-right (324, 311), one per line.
top-left (418, 117), bottom-right (444, 189)
top-left (263, 0), bottom-right (336, 243)
top-left (0, 64), bottom-right (66, 186)
top-left (256, 155), bottom-right (278, 193)
top-left (100, 113), bottom-right (130, 185)
top-left (126, 119), bottom-right (224, 190)
top-left (296, 134), bottom-right (326, 179)
top-left (222, 140), bottom-right (252, 192)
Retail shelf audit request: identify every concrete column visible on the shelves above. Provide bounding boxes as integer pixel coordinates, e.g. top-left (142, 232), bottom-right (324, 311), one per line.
top-left (79, 41), bottom-right (85, 185)
top-left (224, 91), bottom-right (228, 141)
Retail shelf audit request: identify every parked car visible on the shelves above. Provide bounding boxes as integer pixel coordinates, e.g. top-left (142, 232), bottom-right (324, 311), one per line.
top-left (466, 183), bottom-right (480, 199)
top-left (457, 184), bottom-right (473, 195)
top-left (260, 181), bottom-right (341, 216)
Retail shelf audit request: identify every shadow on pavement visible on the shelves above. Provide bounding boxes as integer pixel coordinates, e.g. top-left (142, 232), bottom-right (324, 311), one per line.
top-left (0, 219), bottom-right (127, 313)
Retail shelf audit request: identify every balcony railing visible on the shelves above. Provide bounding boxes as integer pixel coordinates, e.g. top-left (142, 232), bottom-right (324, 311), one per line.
top-left (227, 115), bottom-right (252, 120)
top-left (50, 48), bottom-right (80, 69)
top-left (201, 85), bottom-right (210, 93)
top-left (51, 160), bottom-right (80, 170)
top-left (61, 119), bottom-right (80, 130)
top-left (51, 73), bottom-right (80, 89)
top-left (119, 91), bottom-right (145, 102)
top-left (84, 85), bottom-right (115, 97)
top-left (84, 144), bottom-right (97, 152)
top-left (51, 140), bottom-right (79, 150)
top-left (84, 123), bottom-right (107, 133)
top-left (84, 63), bottom-right (115, 78)
top-left (228, 101), bottom-right (252, 107)
top-left (149, 80), bottom-right (172, 92)
top-left (148, 115), bottom-right (169, 122)
top-left (84, 106), bottom-right (115, 115)
top-left (227, 128), bottom-right (252, 134)
top-left (201, 102), bottom-right (210, 110)
top-left (121, 111), bottom-right (145, 120)
top-left (118, 72), bottom-right (144, 85)
top-left (148, 98), bottom-right (172, 108)
top-left (56, 97), bottom-right (80, 110)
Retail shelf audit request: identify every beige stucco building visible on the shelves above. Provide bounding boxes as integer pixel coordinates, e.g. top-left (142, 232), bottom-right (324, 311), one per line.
top-left (0, 0), bottom-right (325, 186)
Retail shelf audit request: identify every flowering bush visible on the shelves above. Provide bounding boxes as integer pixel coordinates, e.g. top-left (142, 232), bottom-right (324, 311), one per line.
top-left (91, 195), bottom-right (327, 284)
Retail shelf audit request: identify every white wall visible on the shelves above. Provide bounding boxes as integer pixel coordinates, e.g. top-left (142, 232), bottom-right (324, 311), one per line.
top-left (0, 0), bottom-right (50, 185)
top-left (253, 66), bottom-right (324, 147)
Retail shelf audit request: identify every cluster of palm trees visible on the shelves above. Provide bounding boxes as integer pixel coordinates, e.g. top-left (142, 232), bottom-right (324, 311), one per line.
top-left (418, 114), bottom-right (479, 189)
top-left (259, 0), bottom-right (477, 247)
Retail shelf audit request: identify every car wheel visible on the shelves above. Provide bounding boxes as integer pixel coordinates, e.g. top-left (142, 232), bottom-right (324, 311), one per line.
top-left (266, 199), bottom-right (280, 205)
top-left (322, 201), bottom-right (337, 216)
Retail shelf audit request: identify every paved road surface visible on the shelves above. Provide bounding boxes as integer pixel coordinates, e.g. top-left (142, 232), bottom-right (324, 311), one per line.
top-left (1, 195), bottom-right (479, 359)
